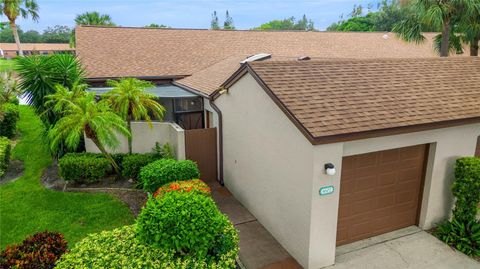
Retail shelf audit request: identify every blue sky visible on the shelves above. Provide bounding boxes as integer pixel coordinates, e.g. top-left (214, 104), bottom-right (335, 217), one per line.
top-left (8, 0), bottom-right (374, 32)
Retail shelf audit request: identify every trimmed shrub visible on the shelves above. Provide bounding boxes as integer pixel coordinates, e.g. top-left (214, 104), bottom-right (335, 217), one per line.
top-left (452, 157), bottom-right (480, 223)
top-left (122, 153), bottom-right (159, 180)
top-left (0, 231), bottom-right (68, 269)
top-left (434, 219), bottom-right (480, 257)
top-left (139, 159), bottom-right (200, 192)
top-left (153, 179), bottom-right (211, 198)
top-left (59, 153), bottom-right (111, 183)
top-left (0, 137), bottom-right (11, 178)
top-left (55, 224), bottom-right (238, 269)
top-left (0, 103), bottom-right (19, 139)
top-left (136, 191), bottom-right (237, 260)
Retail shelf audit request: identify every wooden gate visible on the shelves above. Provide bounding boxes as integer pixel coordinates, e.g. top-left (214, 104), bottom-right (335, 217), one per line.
top-left (185, 128), bottom-right (217, 182)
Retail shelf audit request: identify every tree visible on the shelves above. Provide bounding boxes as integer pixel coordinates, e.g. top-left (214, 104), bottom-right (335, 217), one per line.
top-left (327, 16), bottom-right (375, 31)
top-left (42, 25), bottom-right (71, 43)
top-left (145, 23), bottom-right (169, 28)
top-left (393, 0), bottom-right (478, 57)
top-left (15, 54), bottom-right (85, 127)
top-left (223, 10), bottom-right (235, 30)
top-left (47, 88), bottom-right (130, 176)
top-left (457, 3), bottom-right (480, 56)
top-left (211, 11), bottom-right (220, 30)
top-left (104, 78), bottom-right (165, 154)
top-left (0, 25), bottom-right (17, 42)
top-left (254, 15), bottom-right (315, 31)
top-left (0, 0), bottom-right (39, 56)
top-left (74, 11), bottom-right (115, 26)
top-left (71, 11), bottom-right (115, 47)
top-left (22, 29), bottom-right (41, 42)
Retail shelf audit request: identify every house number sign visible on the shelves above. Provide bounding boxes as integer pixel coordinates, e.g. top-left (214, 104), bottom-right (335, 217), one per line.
top-left (319, 185), bottom-right (334, 196)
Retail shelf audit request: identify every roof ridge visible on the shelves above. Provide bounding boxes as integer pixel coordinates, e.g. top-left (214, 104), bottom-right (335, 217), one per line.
top-left (248, 57), bottom-right (479, 66)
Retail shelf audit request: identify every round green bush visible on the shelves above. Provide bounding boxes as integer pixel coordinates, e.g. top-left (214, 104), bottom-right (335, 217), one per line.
top-left (139, 159), bottom-right (200, 192)
top-left (136, 191), bottom-right (237, 260)
top-left (55, 225), bottom-right (238, 269)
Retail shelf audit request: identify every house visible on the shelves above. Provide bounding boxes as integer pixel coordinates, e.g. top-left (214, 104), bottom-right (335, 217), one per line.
top-left (0, 43), bottom-right (74, 59)
top-left (76, 26), bottom-right (480, 268)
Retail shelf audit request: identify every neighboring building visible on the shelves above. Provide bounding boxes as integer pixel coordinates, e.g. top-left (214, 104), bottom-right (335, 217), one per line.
top-left (76, 26), bottom-right (480, 269)
top-left (0, 43), bottom-right (73, 59)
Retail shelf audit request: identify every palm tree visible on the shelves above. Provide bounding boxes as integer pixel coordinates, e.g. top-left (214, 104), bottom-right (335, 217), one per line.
top-left (0, 0), bottom-right (39, 56)
top-left (47, 87), bottom-right (130, 176)
top-left (393, 0), bottom-right (478, 57)
top-left (104, 78), bottom-right (165, 153)
top-left (74, 11), bottom-right (115, 26)
top-left (459, 4), bottom-right (480, 56)
top-left (15, 54), bottom-right (85, 126)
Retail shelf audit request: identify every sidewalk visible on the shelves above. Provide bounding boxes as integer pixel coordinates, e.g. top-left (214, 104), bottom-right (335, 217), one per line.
top-left (207, 180), bottom-right (302, 269)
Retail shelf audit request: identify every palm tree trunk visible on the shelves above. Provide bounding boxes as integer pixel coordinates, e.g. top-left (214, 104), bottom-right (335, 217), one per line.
top-left (470, 36), bottom-right (479, 56)
top-left (9, 22), bottom-right (23, 57)
top-left (440, 20), bottom-right (451, 57)
top-left (127, 117), bottom-right (132, 154)
top-left (91, 137), bottom-right (122, 177)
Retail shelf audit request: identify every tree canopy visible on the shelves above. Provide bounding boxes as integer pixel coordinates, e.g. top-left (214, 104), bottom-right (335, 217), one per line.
top-left (253, 15), bottom-right (315, 31)
top-left (0, 24), bottom-right (72, 43)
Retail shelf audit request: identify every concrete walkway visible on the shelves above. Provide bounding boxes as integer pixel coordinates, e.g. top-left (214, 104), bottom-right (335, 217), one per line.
top-left (330, 226), bottom-right (479, 269)
top-left (207, 180), bottom-right (302, 269)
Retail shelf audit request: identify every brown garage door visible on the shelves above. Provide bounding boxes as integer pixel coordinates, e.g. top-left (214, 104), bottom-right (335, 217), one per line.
top-left (336, 144), bottom-right (428, 246)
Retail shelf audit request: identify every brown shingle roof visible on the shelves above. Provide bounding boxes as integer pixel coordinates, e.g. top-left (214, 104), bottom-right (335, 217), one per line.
top-left (76, 26), bottom-right (451, 79)
top-left (224, 58), bottom-right (480, 144)
top-left (0, 43), bottom-right (73, 51)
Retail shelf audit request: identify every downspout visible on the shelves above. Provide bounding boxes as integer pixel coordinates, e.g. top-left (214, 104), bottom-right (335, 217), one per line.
top-left (208, 98), bottom-right (224, 186)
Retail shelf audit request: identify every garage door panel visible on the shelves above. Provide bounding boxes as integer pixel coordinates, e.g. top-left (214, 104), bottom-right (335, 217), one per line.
top-left (337, 144), bottom-right (427, 246)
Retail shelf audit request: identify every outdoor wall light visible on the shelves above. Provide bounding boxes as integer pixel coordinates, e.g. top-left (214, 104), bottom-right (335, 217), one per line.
top-left (325, 163), bottom-right (336, 176)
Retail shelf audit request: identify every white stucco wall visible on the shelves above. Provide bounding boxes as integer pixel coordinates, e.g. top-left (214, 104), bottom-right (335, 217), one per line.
top-left (215, 72), bottom-right (480, 269)
top-left (85, 121), bottom-right (186, 160)
top-left (214, 74), bottom-right (315, 268)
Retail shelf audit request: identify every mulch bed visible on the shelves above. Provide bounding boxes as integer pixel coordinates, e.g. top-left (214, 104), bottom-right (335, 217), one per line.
top-left (0, 160), bottom-right (24, 184)
top-left (41, 164), bottom-right (148, 217)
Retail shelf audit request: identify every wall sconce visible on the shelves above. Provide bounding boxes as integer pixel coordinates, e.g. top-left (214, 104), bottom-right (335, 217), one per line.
top-left (324, 163), bottom-right (336, 176)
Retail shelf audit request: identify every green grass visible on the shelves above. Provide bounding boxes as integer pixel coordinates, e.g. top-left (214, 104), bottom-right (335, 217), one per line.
top-left (0, 106), bottom-right (135, 249)
top-left (0, 58), bottom-right (15, 72)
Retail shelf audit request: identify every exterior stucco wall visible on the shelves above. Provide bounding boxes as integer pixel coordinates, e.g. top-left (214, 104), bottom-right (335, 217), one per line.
top-left (214, 74), bottom-right (314, 268)
top-left (85, 121), bottom-right (186, 160)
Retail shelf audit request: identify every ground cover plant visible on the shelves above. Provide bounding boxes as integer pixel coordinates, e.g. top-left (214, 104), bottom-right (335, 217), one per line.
top-left (0, 231), bottom-right (68, 268)
top-left (0, 106), bottom-right (134, 249)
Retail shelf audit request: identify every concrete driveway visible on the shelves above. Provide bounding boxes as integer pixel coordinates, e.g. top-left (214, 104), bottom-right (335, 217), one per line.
top-left (329, 226), bottom-right (479, 269)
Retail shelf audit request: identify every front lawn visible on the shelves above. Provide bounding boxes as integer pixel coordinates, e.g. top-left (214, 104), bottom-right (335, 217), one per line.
top-left (0, 106), bottom-right (135, 249)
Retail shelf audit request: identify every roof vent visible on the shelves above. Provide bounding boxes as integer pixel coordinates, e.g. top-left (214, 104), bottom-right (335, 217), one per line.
top-left (297, 56), bottom-right (311, 61)
top-left (240, 53), bottom-right (272, 64)
top-left (382, 34), bottom-right (389, 40)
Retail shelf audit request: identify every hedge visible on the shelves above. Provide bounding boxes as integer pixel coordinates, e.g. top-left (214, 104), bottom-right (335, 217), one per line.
top-left (58, 153), bottom-right (111, 183)
top-left (122, 153), bottom-right (159, 180)
top-left (452, 157), bottom-right (480, 223)
top-left (0, 137), bottom-right (11, 178)
top-left (55, 224), bottom-right (238, 269)
top-left (0, 103), bottom-right (19, 139)
top-left (139, 159), bottom-right (200, 192)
